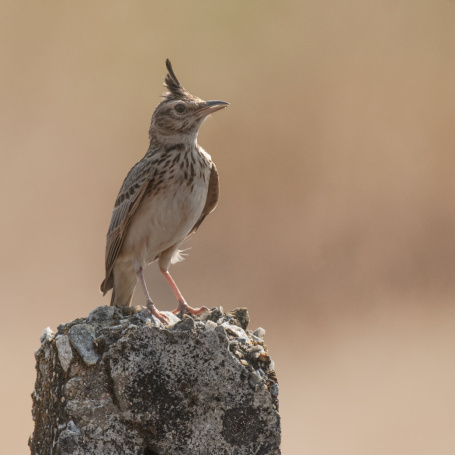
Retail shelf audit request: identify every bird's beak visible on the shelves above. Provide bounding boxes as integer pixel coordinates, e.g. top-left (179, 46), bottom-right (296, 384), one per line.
top-left (194, 100), bottom-right (230, 119)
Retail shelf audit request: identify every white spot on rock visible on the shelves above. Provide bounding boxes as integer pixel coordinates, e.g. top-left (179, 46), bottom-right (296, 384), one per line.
top-left (253, 327), bottom-right (266, 339)
top-left (40, 327), bottom-right (55, 344)
top-left (205, 320), bottom-right (217, 331)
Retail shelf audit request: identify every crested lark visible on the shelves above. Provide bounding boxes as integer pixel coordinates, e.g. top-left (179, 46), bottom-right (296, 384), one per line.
top-left (100, 59), bottom-right (228, 323)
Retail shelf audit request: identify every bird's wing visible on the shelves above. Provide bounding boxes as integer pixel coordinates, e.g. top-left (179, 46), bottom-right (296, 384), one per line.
top-left (189, 162), bottom-right (219, 235)
top-left (100, 159), bottom-right (153, 294)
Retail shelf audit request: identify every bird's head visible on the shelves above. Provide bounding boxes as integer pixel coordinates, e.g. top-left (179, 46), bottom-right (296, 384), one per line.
top-left (149, 59), bottom-right (229, 143)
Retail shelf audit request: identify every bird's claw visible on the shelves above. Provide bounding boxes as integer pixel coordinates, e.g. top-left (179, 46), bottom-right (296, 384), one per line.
top-left (142, 301), bottom-right (170, 324)
top-left (172, 302), bottom-right (210, 317)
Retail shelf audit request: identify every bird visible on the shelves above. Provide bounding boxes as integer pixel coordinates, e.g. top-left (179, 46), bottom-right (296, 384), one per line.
top-left (100, 59), bottom-right (229, 323)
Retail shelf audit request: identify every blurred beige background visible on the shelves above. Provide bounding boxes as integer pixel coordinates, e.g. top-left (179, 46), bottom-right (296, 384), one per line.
top-left (2, 0), bottom-right (455, 453)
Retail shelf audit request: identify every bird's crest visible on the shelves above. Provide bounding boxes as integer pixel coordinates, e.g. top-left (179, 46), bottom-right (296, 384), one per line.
top-left (163, 59), bottom-right (189, 100)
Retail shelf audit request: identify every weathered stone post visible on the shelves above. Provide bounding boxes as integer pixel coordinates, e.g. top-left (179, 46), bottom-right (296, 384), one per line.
top-left (30, 306), bottom-right (280, 454)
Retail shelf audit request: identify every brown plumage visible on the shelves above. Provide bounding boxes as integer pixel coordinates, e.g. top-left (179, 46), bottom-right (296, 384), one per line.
top-left (100, 59), bottom-right (229, 323)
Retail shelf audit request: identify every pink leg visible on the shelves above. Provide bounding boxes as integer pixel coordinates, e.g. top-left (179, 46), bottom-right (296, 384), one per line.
top-left (160, 268), bottom-right (209, 316)
top-left (137, 268), bottom-right (169, 323)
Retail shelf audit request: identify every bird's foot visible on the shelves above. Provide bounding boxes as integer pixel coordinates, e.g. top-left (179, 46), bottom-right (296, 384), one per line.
top-left (172, 301), bottom-right (210, 317)
top-left (143, 300), bottom-right (170, 324)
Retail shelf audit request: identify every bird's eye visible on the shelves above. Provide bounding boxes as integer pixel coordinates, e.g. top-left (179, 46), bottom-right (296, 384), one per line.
top-left (174, 103), bottom-right (186, 114)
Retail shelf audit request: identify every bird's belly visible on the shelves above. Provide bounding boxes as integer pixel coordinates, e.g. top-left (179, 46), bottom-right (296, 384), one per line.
top-left (123, 178), bottom-right (208, 266)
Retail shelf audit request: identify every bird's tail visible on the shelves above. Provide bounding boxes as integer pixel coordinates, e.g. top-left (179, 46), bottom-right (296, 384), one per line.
top-left (100, 275), bottom-right (120, 307)
top-left (109, 285), bottom-right (135, 308)
top-left (100, 275), bottom-right (113, 295)
top-left (101, 271), bottom-right (136, 307)
top-left (100, 277), bottom-right (118, 307)
top-left (110, 288), bottom-right (116, 306)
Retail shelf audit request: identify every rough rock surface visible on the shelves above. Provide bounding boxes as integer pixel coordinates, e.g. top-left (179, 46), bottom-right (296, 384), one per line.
top-left (30, 306), bottom-right (280, 454)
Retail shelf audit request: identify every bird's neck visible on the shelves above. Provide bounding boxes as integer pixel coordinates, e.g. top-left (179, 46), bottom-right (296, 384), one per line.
top-left (149, 129), bottom-right (199, 150)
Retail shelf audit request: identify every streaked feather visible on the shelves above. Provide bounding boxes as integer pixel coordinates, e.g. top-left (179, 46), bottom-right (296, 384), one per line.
top-left (162, 59), bottom-right (188, 101)
top-left (188, 162), bottom-right (219, 235)
top-left (101, 160), bottom-right (155, 294)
